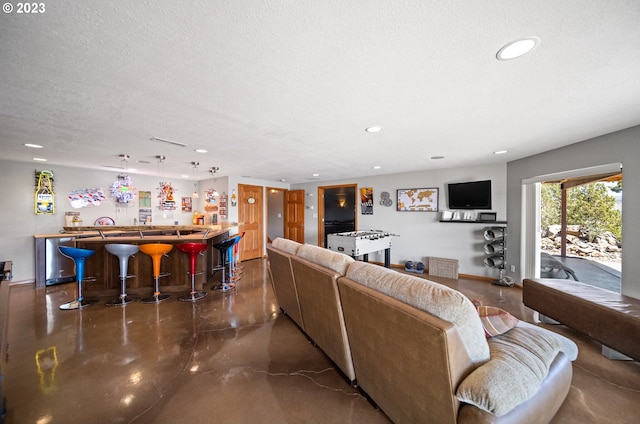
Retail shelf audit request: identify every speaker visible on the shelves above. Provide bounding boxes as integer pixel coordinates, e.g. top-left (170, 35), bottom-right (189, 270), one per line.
top-left (483, 241), bottom-right (505, 255)
top-left (483, 227), bottom-right (505, 241)
top-left (484, 255), bottom-right (504, 268)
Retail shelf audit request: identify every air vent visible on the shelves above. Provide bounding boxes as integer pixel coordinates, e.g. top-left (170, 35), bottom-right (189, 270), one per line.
top-left (150, 137), bottom-right (187, 147)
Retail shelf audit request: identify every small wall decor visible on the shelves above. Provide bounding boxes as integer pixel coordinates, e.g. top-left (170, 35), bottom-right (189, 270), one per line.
top-left (397, 188), bottom-right (439, 212)
top-left (138, 190), bottom-right (152, 224)
top-left (219, 193), bottom-right (228, 218)
top-left (231, 189), bottom-right (237, 207)
top-left (182, 197), bottom-right (192, 212)
top-left (204, 189), bottom-right (219, 212)
top-left (380, 191), bottom-right (393, 207)
top-left (360, 187), bottom-right (373, 215)
top-left (158, 182), bottom-right (176, 210)
top-left (67, 188), bottom-right (106, 208)
top-left (110, 174), bottom-right (136, 205)
top-left (35, 170), bottom-right (55, 214)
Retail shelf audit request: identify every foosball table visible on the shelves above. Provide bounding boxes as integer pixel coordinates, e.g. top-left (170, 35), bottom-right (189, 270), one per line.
top-left (326, 230), bottom-right (396, 268)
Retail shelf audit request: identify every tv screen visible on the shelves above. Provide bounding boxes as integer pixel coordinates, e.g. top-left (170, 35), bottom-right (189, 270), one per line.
top-left (447, 180), bottom-right (492, 210)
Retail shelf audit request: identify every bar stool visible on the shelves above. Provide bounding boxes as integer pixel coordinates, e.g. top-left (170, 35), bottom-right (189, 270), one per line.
top-left (58, 246), bottom-right (99, 310)
top-left (176, 242), bottom-right (208, 302)
top-left (227, 233), bottom-right (244, 282)
top-left (104, 244), bottom-right (140, 306)
top-left (139, 243), bottom-right (173, 303)
top-left (212, 237), bottom-right (237, 292)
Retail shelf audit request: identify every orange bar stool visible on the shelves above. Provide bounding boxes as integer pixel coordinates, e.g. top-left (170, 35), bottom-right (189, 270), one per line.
top-left (139, 243), bottom-right (173, 304)
top-left (104, 244), bottom-right (140, 306)
top-left (58, 246), bottom-right (99, 310)
top-left (176, 242), bottom-right (208, 302)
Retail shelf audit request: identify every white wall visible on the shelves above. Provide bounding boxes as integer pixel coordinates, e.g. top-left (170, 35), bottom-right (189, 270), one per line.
top-left (506, 125), bottom-right (640, 298)
top-left (292, 163), bottom-right (507, 278)
top-left (1, 159), bottom-right (508, 283)
top-left (0, 161), bottom-right (226, 282)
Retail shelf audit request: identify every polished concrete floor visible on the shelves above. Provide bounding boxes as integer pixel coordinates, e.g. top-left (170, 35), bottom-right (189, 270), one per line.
top-left (4, 258), bottom-right (640, 423)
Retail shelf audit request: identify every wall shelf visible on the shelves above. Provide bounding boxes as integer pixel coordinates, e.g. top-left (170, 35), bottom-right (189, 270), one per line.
top-left (439, 220), bottom-right (507, 224)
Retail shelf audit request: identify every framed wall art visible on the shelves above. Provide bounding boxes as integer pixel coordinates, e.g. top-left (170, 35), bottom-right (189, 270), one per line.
top-left (396, 188), bottom-right (439, 212)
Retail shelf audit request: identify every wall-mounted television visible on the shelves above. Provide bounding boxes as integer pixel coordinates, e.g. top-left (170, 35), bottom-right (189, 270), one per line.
top-left (447, 180), bottom-right (492, 210)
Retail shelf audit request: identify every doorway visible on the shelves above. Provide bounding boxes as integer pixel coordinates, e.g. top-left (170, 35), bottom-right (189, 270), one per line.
top-left (266, 188), bottom-right (306, 245)
top-left (538, 172), bottom-right (622, 291)
top-left (318, 184), bottom-right (357, 247)
top-left (266, 188), bottom-right (285, 244)
top-left (521, 163), bottom-right (622, 292)
top-left (238, 184), bottom-right (264, 261)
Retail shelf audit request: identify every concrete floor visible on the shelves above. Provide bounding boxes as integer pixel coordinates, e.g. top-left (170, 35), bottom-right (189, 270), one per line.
top-left (544, 254), bottom-right (622, 293)
top-left (3, 258), bottom-right (640, 423)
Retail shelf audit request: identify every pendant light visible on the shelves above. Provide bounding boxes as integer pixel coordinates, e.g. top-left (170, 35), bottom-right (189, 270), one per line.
top-left (191, 161), bottom-right (199, 198)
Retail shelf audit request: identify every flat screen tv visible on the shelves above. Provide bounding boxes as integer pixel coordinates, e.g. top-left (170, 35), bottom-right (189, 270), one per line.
top-left (447, 180), bottom-right (492, 210)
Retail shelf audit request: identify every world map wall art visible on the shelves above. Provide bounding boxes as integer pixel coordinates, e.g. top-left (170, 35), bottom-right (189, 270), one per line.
top-left (396, 188), bottom-right (439, 212)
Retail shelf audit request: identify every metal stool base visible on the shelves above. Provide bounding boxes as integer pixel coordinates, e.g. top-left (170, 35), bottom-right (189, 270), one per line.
top-left (105, 296), bottom-right (140, 306)
top-left (140, 294), bottom-right (172, 304)
top-left (212, 283), bottom-right (235, 292)
top-left (60, 298), bottom-right (99, 310)
top-left (178, 291), bottom-right (207, 302)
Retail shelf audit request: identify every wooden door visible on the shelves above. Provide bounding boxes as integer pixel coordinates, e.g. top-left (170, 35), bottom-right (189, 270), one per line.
top-left (238, 184), bottom-right (264, 260)
top-left (285, 189), bottom-right (305, 243)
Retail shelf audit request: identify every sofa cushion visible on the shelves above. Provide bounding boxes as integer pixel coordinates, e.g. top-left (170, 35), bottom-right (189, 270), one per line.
top-left (477, 305), bottom-right (519, 338)
top-left (456, 322), bottom-right (578, 416)
top-left (345, 261), bottom-right (490, 366)
top-left (271, 238), bottom-right (301, 255)
top-left (296, 244), bottom-right (355, 276)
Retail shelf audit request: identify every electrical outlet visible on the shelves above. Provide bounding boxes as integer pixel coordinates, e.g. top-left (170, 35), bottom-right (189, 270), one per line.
top-left (510, 265), bottom-right (516, 272)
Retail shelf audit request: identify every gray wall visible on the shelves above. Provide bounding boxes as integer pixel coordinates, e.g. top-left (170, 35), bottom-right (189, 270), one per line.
top-left (507, 125), bottom-right (639, 298)
top-left (0, 161), bottom-right (215, 282)
top-left (292, 163), bottom-right (507, 279)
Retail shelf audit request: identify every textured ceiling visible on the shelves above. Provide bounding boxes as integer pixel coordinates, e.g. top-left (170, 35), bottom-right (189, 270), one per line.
top-left (1, 1), bottom-right (640, 183)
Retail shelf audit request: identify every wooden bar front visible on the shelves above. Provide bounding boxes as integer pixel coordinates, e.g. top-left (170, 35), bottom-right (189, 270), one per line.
top-left (67, 226), bottom-right (233, 296)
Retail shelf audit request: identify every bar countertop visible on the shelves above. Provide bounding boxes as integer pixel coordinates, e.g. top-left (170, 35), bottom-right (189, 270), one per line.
top-left (35, 223), bottom-right (239, 240)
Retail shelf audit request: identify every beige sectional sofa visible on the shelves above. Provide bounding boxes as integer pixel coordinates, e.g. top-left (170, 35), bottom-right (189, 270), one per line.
top-left (267, 238), bottom-right (578, 424)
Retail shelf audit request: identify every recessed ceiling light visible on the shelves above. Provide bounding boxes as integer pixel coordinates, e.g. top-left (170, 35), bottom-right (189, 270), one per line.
top-left (494, 150), bottom-right (508, 155)
top-left (365, 126), bottom-right (383, 133)
top-left (25, 143), bottom-right (43, 148)
top-left (33, 157), bottom-right (47, 162)
top-left (181, 174), bottom-right (189, 178)
top-left (430, 156), bottom-right (445, 160)
top-left (194, 149), bottom-right (207, 153)
top-left (496, 37), bottom-right (539, 60)
top-left (280, 179), bottom-right (286, 182)
top-left (372, 165), bottom-right (381, 169)
top-left (312, 173), bottom-right (319, 177)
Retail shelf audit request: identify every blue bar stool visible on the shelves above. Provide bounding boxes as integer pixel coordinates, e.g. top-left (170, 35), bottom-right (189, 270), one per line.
top-left (104, 244), bottom-right (140, 306)
top-left (176, 242), bottom-right (208, 302)
top-left (227, 233), bottom-right (244, 283)
top-left (212, 237), bottom-right (237, 292)
top-left (58, 246), bottom-right (99, 310)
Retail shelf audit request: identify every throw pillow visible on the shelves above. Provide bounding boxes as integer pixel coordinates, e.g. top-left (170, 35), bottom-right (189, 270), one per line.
top-left (477, 305), bottom-right (519, 338)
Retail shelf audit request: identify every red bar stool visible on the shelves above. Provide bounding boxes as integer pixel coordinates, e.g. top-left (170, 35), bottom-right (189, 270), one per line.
top-left (139, 243), bottom-right (173, 303)
top-left (104, 244), bottom-right (140, 306)
top-left (176, 242), bottom-right (208, 302)
top-left (58, 246), bottom-right (99, 310)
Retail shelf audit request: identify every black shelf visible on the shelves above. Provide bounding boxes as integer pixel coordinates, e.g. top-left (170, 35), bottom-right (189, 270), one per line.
top-left (439, 220), bottom-right (507, 224)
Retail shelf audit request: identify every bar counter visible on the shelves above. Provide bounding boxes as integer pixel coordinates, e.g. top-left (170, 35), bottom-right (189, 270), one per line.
top-left (36, 225), bottom-right (237, 295)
